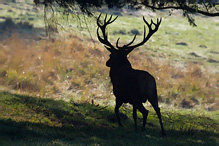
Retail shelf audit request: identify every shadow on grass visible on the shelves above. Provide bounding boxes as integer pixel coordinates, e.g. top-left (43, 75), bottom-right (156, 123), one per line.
top-left (0, 91), bottom-right (218, 145)
top-left (0, 17), bottom-right (45, 41)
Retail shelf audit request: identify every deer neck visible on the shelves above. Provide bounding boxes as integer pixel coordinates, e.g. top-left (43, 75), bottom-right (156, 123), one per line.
top-left (110, 62), bottom-right (132, 71)
top-left (109, 63), bottom-right (132, 83)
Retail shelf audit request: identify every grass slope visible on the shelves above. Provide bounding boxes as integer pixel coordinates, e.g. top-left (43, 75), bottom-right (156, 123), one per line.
top-left (0, 91), bottom-right (218, 145)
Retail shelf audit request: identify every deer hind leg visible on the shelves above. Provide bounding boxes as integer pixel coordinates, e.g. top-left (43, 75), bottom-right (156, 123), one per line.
top-left (133, 105), bottom-right (137, 131)
top-left (155, 107), bottom-right (166, 136)
top-left (115, 101), bottom-right (123, 127)
top-left (137, 103), bottom-right (149, 131)
top-left (149, 98), bottom-right (166, 136)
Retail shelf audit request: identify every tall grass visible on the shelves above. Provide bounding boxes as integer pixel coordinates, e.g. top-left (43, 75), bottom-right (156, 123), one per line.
top-left (0, 33), bottom-right (217, 110)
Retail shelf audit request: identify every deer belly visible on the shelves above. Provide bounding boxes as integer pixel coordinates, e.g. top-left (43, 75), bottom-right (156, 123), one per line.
top-left (112, 81), bottom-right (143, 104)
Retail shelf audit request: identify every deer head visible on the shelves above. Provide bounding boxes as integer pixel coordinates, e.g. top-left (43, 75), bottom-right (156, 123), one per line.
top-left (97, 13), bottom-right (162, 68)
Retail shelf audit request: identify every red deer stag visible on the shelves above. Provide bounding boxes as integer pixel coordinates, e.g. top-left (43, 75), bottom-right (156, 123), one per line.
top-left (97, 13), bottom-right (166, 136)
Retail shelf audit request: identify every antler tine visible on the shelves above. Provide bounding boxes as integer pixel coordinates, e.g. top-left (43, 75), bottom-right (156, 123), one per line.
top-left (97, 13), bottom-right (102, 27)
top-left (123, 34), bottom-right (137, 48)
top-left (151, 19), bottom-right (156, 26)
top-left (157, 18), bottom-right (160, 25)
top-left (104, 14), bottom-right (108, 23)
top-left (157, 17), bottom-right (162, 27)
top-left (123, 17), bottom-right (162, 55)
top-left (102, 14), bottom-right (118, 26)
top-left (97, 26), bottom-right (112, 49)
top-left (96, 13), bottom-right (118, 52)
top-left (116, 37), bottom-right (120, 48)
top-left (97, 27), bottom-right (104, 42)
top-left (107, 15), bottom-right (113, 23)
top-left (154, 18), bottom-right (162, 31)
top-left (116, 31), bottom-right (137, 50)
top-left (143, 16), bottom-right (150, 28)
top-left (109, 15), bottom-right (118, 24)
top-left (143, 25), bottom-right (146, 38)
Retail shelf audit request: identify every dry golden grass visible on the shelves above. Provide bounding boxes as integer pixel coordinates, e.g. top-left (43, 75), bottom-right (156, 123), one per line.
top-left (0, 33), bottom-right (217, 110)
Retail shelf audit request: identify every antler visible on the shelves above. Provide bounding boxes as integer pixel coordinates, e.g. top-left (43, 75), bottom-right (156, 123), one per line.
top-left (117, 17), bottom-right (162, 54)
top-left (97, 14), bottom-right (162, 54)
top-left (97, 13), bottom-right (118, 52)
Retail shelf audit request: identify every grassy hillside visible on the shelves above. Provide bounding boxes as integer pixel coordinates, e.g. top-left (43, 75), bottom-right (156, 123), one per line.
top-left (0, 31), bottom-right (217, 110)
top-left (0, 91), bottom-right (218, 145)
top-left (0, 1), bottom-right (218, 145)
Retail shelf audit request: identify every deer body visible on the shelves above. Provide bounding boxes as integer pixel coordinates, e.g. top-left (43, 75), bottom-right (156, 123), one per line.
top-left (109, 64), bottom-right (155, 104)
top-left (97, 14), bottom-right (166, 136)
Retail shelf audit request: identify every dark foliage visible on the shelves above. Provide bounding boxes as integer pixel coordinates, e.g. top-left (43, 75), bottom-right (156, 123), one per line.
top-left (34, 0), bottom-right (218, 28)
top-left (34, 0), bottom-right (219, 16)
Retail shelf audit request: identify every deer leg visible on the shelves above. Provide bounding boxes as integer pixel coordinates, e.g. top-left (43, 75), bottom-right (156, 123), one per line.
top-left (137, 103), bottom-right (149, 131)
top-left (149, 98), bottom-right (166, 136)
top-left (133, 105), bottom-right (137, 131)
top-left (115, 102), bottom-right (123, 127)
top-left (153, 106), bottom-right (166, 136)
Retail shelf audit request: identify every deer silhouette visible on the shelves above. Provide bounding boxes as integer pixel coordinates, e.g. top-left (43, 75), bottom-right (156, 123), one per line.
top-left (97, 14), bottom-right (166, 136)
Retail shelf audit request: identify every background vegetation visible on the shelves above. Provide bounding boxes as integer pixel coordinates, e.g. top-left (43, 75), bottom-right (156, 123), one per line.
top-left (0, 1), bottom-right (218, 145)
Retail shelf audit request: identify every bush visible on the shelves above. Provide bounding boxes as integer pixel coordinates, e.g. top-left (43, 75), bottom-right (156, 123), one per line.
top-left (129, 29), bottom-right (141, 35)
top-left (112, 29), bottom-right (127, 35)
top-left (1, 18), bottom-right (33, 31)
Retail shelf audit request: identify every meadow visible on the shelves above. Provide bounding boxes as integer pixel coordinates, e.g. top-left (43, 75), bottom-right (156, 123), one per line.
top-left (0, 91), bottom-right (218, 145)
top-left (0, 1), bottom-right (218, 145)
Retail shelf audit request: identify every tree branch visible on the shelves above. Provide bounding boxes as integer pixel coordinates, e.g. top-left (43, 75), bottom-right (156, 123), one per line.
top-left (142, 4), bottom-right (219, 17)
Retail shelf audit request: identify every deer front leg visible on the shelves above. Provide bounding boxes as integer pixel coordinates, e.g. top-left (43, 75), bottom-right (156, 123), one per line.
top-left (115, 101), bottom-right (123, 127)
top-left (137, 103), bottom-right (149, 131)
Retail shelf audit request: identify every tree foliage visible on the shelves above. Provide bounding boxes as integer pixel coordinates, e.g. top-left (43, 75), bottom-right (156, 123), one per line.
top-left (34, 0), bottom-right (219, 28)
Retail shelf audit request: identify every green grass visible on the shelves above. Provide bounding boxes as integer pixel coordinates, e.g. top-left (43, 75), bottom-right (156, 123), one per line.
top-left (0, 91), bottom-right (218, 145)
